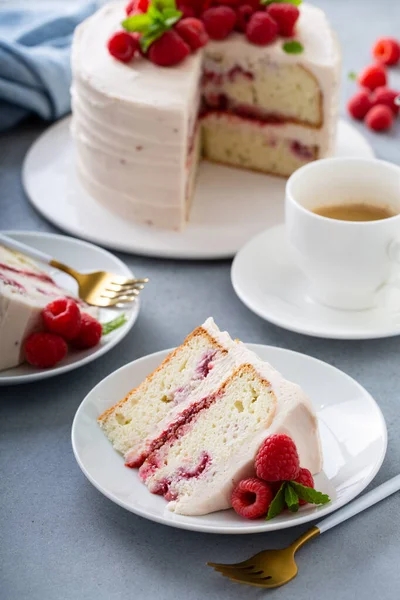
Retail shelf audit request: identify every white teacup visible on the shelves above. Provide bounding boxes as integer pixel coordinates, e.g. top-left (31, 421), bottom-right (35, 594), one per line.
top-left (285, 157), bottom-right (400, 310)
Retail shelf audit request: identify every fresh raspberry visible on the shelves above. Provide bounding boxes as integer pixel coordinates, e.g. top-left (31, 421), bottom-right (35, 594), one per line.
top-left (347, 89), bottom-right (372, 120)
top-left (231, 478), bottom-right (274, 519)
top-left (266, 3), bottom-right (299, 37)
top-left (107, 31), bottom-right (139, 63)
top-left (126, 0), bottom-right (149, 14)
top-left (371, 87), bottom-right (400, 115)
top-left (372, 37), bottom-right (400, 66)
top-left (235, 4), bottom-right (254, 33)
top-left (42, 298), bottom-right (81, 340)
top-left (358, 64), bottom-right (387, 91)
top-left (217, 0), bottom-right (241, 5)
top-left (202, 6), bottom-right (237, 41)
top-left (246, 12), bottom-right (278, 46)
top-left (148, 30), bottom-right (190, 66)
top-left (241, 0), bottom-right (261, 10)
top-left (24, 333), bottom-right (68, 369)
top-left (178, 0), bottom-right (207, 17)
top-left (293, 467), bottom-right (314, 505)
top-left (175, 18), bottom-right (209, 51)
top-left (178, 4), bottom-right (196, 18)
top-left (70, 313), bottom-right (102, 350)
top-left (365, 104), bottom-right (393, 132)
top-left (255, 434), bottom-right (300, 482)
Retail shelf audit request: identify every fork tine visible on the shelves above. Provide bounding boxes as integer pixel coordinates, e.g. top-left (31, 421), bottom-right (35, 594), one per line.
top-left (111, 277), bottom-right (149, 286)
top-left (103, 297), bottom-right (138, 307)
top-left (208, 559), bottom-right (255, 570)
top-left (101, 288), bottom-right (142, 299)
top-left (105, 283), bottom-right (146, 292)
top-left (222, 572), bottom-right (275, 588)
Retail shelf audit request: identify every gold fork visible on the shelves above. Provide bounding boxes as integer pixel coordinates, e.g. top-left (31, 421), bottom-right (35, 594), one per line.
top-left (209, 474), bottom-right (400, 589)
top-left (0, 233), bottom-right (148, 307)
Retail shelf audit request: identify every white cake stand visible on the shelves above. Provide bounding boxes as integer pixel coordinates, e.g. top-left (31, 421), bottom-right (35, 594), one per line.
top-left (23, 117), bottom-right (374, 260)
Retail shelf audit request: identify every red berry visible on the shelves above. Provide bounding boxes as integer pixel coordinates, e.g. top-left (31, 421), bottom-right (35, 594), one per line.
top-left (178, 0), bottom-right (206, 17)
top-left (235, 4), bottom-right (254, 33)
top-left (255, 434), bottom-right (300, 482)
top-left (372, 86), bottom-right (399, 116)
top-left (266, 3), bottom-right (299, 37)
top-left (372, 37), bottom-right (400, 66)
top-left (148, 30), bottom-right (190, 66)
top-left (70, 313), bottom-right (102, 350)
top-left (246, 12), bottom-right (278, 46)
top-left (175, 18), bottom-right (209, 51)
top-left (125, 0), bottom-right (149, 14)
top-left (231, 478), bottom-right (274, 519)
top-left (202, 6), bottom-right (237, 41)
top-left (347, 89), bottom-right (372, 120)
top-left (365, 104), bottom-right (393, 132)
top-left (178, 4), bottom-right (196, 18)
top-left (24, 333), bottom-right (67, 369)
top-left (358, 64), bottom-right (387, 91)
top-left (217, 0), bottom-right (241, 5)
top-left (293, 467), bottom-right (314, 506)
top-left (241, 0), bottom-right (261, 10)
top-left (107, 31), bottom-right (139, 63)
top-left (42, 298), bottom-right (81, 341)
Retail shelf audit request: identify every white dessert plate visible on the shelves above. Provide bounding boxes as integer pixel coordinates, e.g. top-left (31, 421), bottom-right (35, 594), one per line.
top-left (71, 344), bottom-right (387, 534)
top-left (232, 224), bottom-right (400, 340)
top-left (0, 231), bottom-right (140, 386)
top-left (23, 117), bottom-right (374, 260)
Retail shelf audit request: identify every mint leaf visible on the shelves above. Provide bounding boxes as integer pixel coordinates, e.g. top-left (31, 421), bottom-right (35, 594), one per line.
top-left (102, 313), bottom-right (127, 336)
top-left (266, 483), bottom-right (286, 520)
top-left (395, 95), bottom-right (400, 107)
top-left (122, 13), bottom-right (152, 32)
top-left (262, 0), bottom-right (302, 6)
top-left (290, 482), bottom-right (331, 505)
top-left (348, 71), bottom-right (357, 81)
top-left (282, 41), bottom-right (304, 55)
top-left (285, 483), bottom-right (299, 513)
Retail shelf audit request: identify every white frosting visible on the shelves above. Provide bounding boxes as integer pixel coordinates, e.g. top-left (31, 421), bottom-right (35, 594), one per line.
top-left (71, 2), bottom-right (340, 230)
top-left (137, 317), bottom-right (322, 515)
top-left (0, 247), bottom-right (94, 371)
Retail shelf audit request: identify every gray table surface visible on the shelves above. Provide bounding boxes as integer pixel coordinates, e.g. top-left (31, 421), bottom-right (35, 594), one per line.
top-left (1, 1), bottom-right (400, 599)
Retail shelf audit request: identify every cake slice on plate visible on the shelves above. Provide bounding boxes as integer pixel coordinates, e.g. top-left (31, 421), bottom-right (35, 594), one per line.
top-left (98, 318), bottom-right (322, 515)
top-left (0, 245), bottom-right (94, 371)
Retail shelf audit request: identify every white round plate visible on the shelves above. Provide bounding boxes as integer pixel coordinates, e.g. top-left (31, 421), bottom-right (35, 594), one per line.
top-left (71, 344), bottom-right (387, 534)
top-left (23, 117), bottom-right (374, 260)
top-left (0, 232), bottom-right (140, 385)
top-left (232, 224), bottom-right (400, 340)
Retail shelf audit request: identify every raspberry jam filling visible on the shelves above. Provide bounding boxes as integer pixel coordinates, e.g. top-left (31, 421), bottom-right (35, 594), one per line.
top-left (146, 452), bottom-right (211, 501)
top-left (136, 390), bottom-right (221, 475)
top-left (200, 94), bottom-right (286, 125)
top-left (0, 263), bottom-right (54, 284)
top-left (0, 272), bottom-right (26, 293)
top-left (290, 140), bottom-right (317, 161)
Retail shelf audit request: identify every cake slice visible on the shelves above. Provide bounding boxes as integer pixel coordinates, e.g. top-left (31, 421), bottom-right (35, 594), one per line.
top-left (98, 321), bottom-right (234, 462)
top-left (99, 318), bottom-right (322, 515)
top-left (0, 246), bottom-right (95, 371)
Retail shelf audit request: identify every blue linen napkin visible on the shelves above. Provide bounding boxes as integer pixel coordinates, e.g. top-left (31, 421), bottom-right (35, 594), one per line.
top-left (0, 0), bottom-right (102, 131)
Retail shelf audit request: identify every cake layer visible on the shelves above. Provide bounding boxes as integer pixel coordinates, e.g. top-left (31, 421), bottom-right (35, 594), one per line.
top-left (98, 324), bottom-right (230, 461)
top-left (201, 112), bottom-right (320, 176)
top-left (0, 247), bottom-right (93, 371)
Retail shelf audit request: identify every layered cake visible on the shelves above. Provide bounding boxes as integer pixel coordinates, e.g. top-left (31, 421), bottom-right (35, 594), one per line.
top-left (99, 318), bottom-right (322, 515)
top-left (71, 1), bottom-right (340, 230)
top-left (0, 246), bottom-right (93, 371)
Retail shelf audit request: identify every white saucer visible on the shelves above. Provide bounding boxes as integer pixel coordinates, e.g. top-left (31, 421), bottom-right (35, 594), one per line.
top-left (232, 224), bottom-right (400, 340)
top-left (0, 231), bottom-right (140, 385)
top-left (23, 117), bottom-right (374, 260)
top-left (71, 344), bottom-right (387, 534)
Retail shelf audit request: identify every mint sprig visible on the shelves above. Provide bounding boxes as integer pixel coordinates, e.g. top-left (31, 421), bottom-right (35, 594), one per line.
top-left (282, 40), bottom-right (304, 55)
top-left (348, 71), bottom-right (357, 81)
top-left (266, 482), bottom-right (286, 520)
top-left (102, 313), bottom-right (127, 336)
top-left (266, 481), bottom-right (330, 521)
top-left (261, 0), bottom-right (302, 6)
top-left (122, 0), bottom-right (182, 52)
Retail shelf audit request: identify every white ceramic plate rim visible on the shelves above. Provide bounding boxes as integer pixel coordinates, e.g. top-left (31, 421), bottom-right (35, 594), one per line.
top-left (0, 231), bottom-right (140, 385)
top-left (231, 225), bottom-right (400, 340)
top-left (22, 117), bottom-right (374, 260)
top-left (71, 344), bottom-right (387, 534)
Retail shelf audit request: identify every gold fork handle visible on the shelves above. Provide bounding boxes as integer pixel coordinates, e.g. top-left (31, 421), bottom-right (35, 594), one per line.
top-left (290, 525), bottom-right (320, 552)
top-left (50, 259), bottom-right (80, 281)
